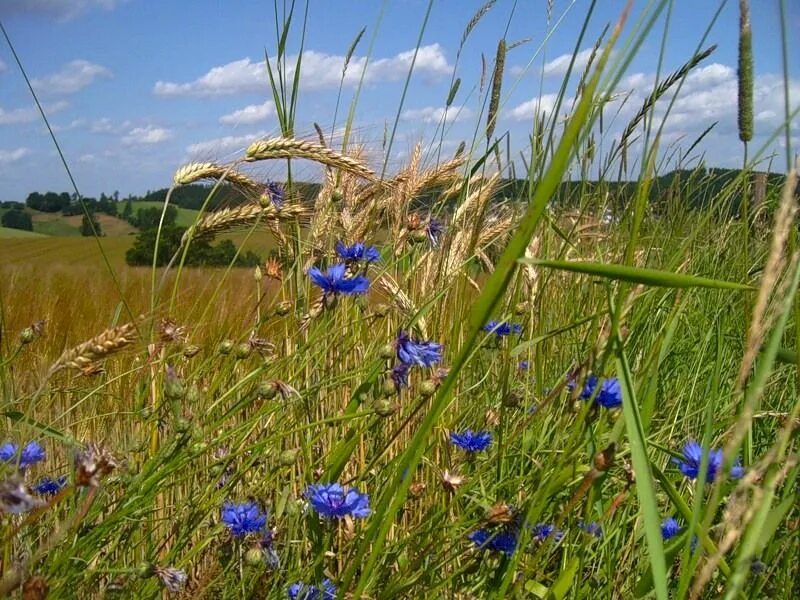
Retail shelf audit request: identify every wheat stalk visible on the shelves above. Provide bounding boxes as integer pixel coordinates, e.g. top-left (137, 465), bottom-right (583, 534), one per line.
top-left (48, 323), bottom-right (138, 376)
top-left (173, 162), bottom-right (262, 193)
top-left (245, 137), bottom-right (378, 182)
top-left (184, 203), bottom-right (309, 245)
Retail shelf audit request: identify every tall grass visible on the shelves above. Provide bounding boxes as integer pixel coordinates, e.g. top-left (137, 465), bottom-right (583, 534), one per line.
top-left (1, 1), bottom-right (799, 598)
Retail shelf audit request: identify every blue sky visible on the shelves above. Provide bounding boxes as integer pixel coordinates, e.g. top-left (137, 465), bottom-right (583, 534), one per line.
top-left (0, 0), bottom-right (798, 200)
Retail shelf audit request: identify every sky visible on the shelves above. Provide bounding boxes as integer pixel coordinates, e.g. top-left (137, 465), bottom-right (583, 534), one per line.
top-left (0, 0), bottom-right (798, 201)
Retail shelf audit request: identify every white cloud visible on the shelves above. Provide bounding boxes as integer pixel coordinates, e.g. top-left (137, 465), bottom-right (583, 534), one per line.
top-left (0, 147), bottom-right (30, 163)
top-left (32, 60), bottom-right (112, 95)
top-left (219, 101), bottom-right (275, 125)
top-left (508, 94), bottom-right (558, 121)
top-left (154, 44), bottom-right (451, 96)
top-left (542, 48), bottom-right (596, 78)
top-left (0, 100), bottom-right (68, 125)
top-left (0, 0), bottom-right (125, 20)
top-left (78, 153), bottom-right (97, 163)
top-left (401, 105), bottom-right (473, 125)
top-left (186, 131), bottom-right (267, 157)
top-left (89, 117), bottom-right (132, 134)
top-left (122, 125), bottom-right (173, 145)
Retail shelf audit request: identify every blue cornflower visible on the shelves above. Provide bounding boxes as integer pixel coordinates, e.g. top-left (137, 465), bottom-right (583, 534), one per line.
top-left (426, 219), bottom-right (445, 247)
top-left (672, 440), bottom-right (741, 483)
top-left (531, 523), bottom-right (563, 543)
top-left (264, 181), bottom-right (285, 207)
top-left (335, 241), bottom-right (381, 263)
top-left (468, 527), bottom-right (518, 556)
top-left (661, 517), bottom-right (682, 540)
top-left (578, 375), bottom-right (622, 409)
top-left (305, 483), bottom-right (371, 519)
top-left (580, 521), bottom-right (603, 539)
top-left (483, 321), bottom-right (523, 337)
top-left (32, 476), bottom-right (67, 496)
top-left (518, 360), bottom-right (529, 370)
top-left (288, 579), bottom-right (337, 600)
top-left (1, 441), bottom-right (46, 468)
top-left (220, 501), bottom-right (267, 537)
top-left (396, 331), bottom-right (442, 368)
top-left (450, 430), bottom-right (492, 453)
top-left (308, 264), bottom-right (369, 296)
top-left (20, 442), bottom-right (46, 468)
top-left (390, 363), bottom-right (410, 390)
top-left (0, 442), bottom-right (18, 463)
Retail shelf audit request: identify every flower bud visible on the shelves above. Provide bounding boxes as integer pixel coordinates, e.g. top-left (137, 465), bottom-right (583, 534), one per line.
top-left (257, 381), bottom-right (277, 400)
top-left (234, 342), bottom-right (252, 360)
top-left (20, 327), bottom-right (35, 344)
top-left (419, 380), bottom-right (437, 397)
top-left (378, 344), bottom-right (395, 360)
top-left (164, 373), bottom-right (185, 401)
top-left (186, 383), bottom-right (203, 404)
top-left (409, 229), bottom-right (429, 243)
top-left (278, 449), bottom-right (299, 467)
top-left (183, 344), bottom-right (201, 358)
top-left (381, 379), bottom-right (397, 397)
top-left (218, 340), bottom-right (234, 355)
top-left (514, 302), bottom-right (529, 315)
top-left (374, 399), bottom-right (398, 417)
top-left (254, 266), bottom-right (263, 282)
top-left (136, 562), bottom-right (154, 578)
top-left (275, 301), bottom-right (292, 316)
top-left (174, 417), bottom-right (191, 433)
top-left (245, 547), bottom-right (264, 567)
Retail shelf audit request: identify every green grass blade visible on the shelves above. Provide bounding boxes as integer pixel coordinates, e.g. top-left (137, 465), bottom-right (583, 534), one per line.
top-left (521, 258), bottom-right (755, 291)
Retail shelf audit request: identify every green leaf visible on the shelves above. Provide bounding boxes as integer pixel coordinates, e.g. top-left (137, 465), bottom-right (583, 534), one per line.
top-left (548, 557), bottom-right (580, 600)
top-left (520, 259), bottom-right (755, 291)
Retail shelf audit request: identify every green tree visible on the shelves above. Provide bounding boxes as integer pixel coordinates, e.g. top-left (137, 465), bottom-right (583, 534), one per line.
top-left (80, 212), bottom-right (102, 236)
top-left (1, 209), bottom-right (33, 231)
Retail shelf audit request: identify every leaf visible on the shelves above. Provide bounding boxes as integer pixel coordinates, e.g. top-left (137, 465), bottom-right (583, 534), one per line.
top-left (548, 557), bottom-right (580, 600)
top-left (520, 259), bottom-right (755, 291)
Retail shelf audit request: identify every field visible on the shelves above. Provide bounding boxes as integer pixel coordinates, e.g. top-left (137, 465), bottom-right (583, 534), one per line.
top-left (1, 2), bottom-right (799, 600)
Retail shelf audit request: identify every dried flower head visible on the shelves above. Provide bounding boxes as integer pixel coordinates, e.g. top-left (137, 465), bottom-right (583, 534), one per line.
top-left (0, 476), bottom-right (45, 514)
top-left (265, 257), bottom-right (283, 281)
top-left (158, 318), bottom-right (187, 344)
top-left (154, 566), bottom-right (187, 594)
top-left (441, 470), bottom-right (466, 493)
top-left (485, 502), bottom-right (515, 526)
top-left (74, 443), bottom-right (118, 487)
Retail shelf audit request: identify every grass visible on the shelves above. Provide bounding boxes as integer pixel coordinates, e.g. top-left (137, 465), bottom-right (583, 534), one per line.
top-left (1, 2), bottom-right (798, 599)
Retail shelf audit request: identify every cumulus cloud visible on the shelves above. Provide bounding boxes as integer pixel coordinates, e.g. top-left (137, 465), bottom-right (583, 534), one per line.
top-left (186, 131), bottom-right (268, 157)
top-left (508, 94), bottom-right (559, 121)
top-left (122, 125), bottom-right (173, 145)
top-left (0, 147), bottom-right (30, 163)
top-left (0, 0), bottom-right (125, 20)
top-left (155, 44), bottom-right (451, 96)
top-left (0, 100), bottom-right (68, 125)
top-left (401, 105), bottom-right (473, 125)
top-left (32, 59), bottom-right (112, 95)
top-left (219, 101), bottom-right (275, 125)
top-left (615, 64), bottom-right (799, 138)
top-left (89, 117), bottom-right (133, 134)
top-left (542, 48), bottom-right (596, 78)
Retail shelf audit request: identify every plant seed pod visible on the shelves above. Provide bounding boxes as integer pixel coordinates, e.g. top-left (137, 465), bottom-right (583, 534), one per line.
top-left (20, 327), bottom-right (35, 344)
top-left (234, 342), bottom-right (252, 360)
top-left (218, 340), bottom-right (234, 355)
top-left (244, 547), bottom-right (264, 567)
top-left (378, 344), bottom-right (395, 360)
top-left (278, 449), bottom-right (299, 467)
top-left (275, 301), bottom-right (292, 316)
top-left (183, 344), bottom-right (201, 358)
top-left (374, 399), bottom-right (398, 417)
top-left (419, 380), bottom-right (437, 397)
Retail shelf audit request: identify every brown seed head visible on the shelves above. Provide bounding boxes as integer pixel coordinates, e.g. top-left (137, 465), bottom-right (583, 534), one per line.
top-left (75, 443), bottom-right (118, 487)
top-left (441, 470), bottom-right (466, 493)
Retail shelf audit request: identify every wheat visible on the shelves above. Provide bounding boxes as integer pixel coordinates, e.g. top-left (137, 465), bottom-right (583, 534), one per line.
top-left (184, 202), bottom-right (309, 244)
top-left (49, 323), bottom-right (138, 376)
top-left (172, 162), bottom-right (261, 193)
top-left (245, 137), bottom-right (377, 182)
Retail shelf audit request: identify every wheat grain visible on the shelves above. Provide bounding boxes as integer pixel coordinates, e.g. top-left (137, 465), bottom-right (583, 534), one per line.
top-left (245, 137), bottom-right (377, 182)
top-left (49, 322), bottom-right (138, 376)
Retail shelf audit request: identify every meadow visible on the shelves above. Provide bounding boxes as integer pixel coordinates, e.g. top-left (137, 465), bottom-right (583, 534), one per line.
top-left (1, 2), bottom-right (799, 599)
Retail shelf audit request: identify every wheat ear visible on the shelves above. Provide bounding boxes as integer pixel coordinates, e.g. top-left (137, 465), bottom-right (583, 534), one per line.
top-left (48, 323), bottom-right (138, 376)
top-left (184, 203), bottom-right (309, 245)
top-left (245, 137), bottom-right (377, 182)
top-left (173, 162), bottom-right (262, 192)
